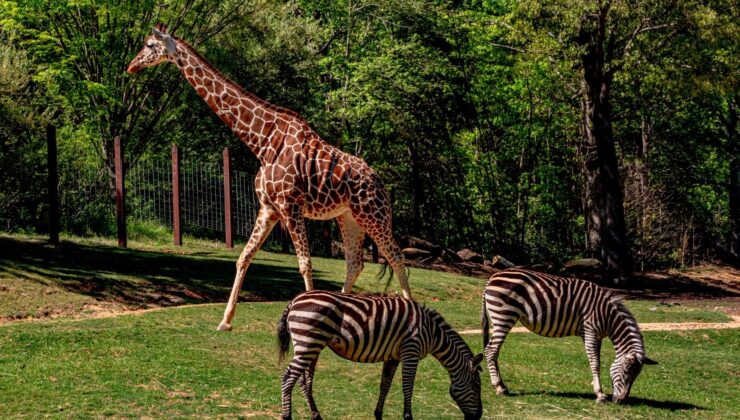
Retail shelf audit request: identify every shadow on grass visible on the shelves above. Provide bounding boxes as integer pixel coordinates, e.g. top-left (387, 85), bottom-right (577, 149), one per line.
top-left (511, 391), bottom-right (704, 411)
top-left (0, 236), bottom-right (340, 307)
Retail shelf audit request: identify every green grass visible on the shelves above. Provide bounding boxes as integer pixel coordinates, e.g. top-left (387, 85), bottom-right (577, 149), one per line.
top-left (0, 234), bottom-right (732, 325)
top-left (0, 233), bottom-right (738, 418)
top-left (0, 303), bottom-right (737, 418)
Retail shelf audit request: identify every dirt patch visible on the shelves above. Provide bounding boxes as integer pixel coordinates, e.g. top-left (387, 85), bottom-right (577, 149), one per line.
top-left (460, 315), bottom-right (740, 335)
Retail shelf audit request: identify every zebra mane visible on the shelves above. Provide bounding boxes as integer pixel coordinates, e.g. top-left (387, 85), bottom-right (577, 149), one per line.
top-left (606, 294), bottom-right (646, 357)
top-left (422, 305), bottom-right (473, 357)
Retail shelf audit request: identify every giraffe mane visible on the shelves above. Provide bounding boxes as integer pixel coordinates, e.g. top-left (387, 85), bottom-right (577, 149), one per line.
top-left (154, 22), bottom-right (168, 33)
top-left (173, 36), bottom-right (304, 122)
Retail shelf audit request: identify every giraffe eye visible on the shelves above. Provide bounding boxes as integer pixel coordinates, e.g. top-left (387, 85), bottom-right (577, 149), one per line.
top-left (146, 43), bottom-right (156, 48)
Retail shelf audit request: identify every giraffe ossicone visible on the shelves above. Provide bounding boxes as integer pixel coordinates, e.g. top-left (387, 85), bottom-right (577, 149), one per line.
top-left (127, 25), bottom-right (413, 331)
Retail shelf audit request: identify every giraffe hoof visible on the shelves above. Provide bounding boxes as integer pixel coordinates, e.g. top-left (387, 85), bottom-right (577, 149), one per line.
top-left (496, 387), bottom-right (509, 396)
top-left (217, 322), bottom-right (233, 331)
top-left (596, 395), bottom-right (608, 404)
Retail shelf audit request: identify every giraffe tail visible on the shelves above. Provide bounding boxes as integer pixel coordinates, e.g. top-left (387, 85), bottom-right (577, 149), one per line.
top-left (277, 303), bottom-right (292, 364)
top-left (378, 261), bottom-right (394, 292)
top-left (378, 263), bottom-right (411, 295)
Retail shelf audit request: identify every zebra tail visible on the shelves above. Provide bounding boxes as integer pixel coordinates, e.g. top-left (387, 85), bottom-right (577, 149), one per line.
top-left (277, 303), bottom-right (292, 364)
top-left (481, 293), bottom-right (490, 348)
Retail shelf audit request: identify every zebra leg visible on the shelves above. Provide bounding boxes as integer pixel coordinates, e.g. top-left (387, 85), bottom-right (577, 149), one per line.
top-left (400, 352), bottom-right (420, 420)
top-left (281, 351), bottom-right (323, 419)
top-left (299, 358), bottom-right (322, 420)
top-left (583, 332), bottom-right (607, 403)
top-left (484, 319), bottom-right (515, 396)
top-left (374, 360), bottom-right (400, 419)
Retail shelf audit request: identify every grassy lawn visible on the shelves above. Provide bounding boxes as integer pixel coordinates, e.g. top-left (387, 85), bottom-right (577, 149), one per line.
top-left (0, 303), bottom-right (737, 419)
top-left (1, 233), bottom-right (738, 418)
top-left (0, 234), bottom-right (732, 325)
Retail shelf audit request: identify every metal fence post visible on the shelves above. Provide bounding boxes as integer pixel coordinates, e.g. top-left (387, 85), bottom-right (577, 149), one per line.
top-left (223, 147), bottom-right (233, 249)
top-left (47, 125), bottom-right (59, 245)
top-left (114, 136), bottom-right (127, 248)
top-left (172, 144), bottom-right (182, 246)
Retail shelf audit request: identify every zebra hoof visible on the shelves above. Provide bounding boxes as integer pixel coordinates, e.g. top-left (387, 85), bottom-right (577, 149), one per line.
top-left (496, 387), bottom-right (509, 396)
top-left (217, 322), bottom-right (233, 331)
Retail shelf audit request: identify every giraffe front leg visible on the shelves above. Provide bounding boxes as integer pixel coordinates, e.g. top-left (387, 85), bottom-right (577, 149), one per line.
top-left (583, 331), bottom-right (607, 403)
top-left (337, 213), bottom-right (365, 294)
top-left (284, 209), bottom-right (313, 290)
top-left (374, 360), bottom-right (399, 419)
top-left (218, 205), bottom-right (279, 331)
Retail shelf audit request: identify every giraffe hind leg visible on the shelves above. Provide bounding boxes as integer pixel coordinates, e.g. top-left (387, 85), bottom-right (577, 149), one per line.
top-left (282, 206), bottom-right (314, 290)
top-left (338, 212), bottom-right (365, 294)
top-left (351, 209), bottom-right (411, 299)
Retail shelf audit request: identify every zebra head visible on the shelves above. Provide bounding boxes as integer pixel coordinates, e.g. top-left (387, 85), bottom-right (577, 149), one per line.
top-left (610, 353), bottom-right (658, 403)
top-left (449, 353), bottom-right (484, 420)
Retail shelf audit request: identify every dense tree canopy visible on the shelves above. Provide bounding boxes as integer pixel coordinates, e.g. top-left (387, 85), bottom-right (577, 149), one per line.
top-left (1, 0), bottom-right (737, 275)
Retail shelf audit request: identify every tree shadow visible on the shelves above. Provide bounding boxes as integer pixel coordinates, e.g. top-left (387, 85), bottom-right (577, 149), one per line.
top-left (511, 391), bottom-right (704, 411)
top-left (0, 236), bottom-right (341, 308)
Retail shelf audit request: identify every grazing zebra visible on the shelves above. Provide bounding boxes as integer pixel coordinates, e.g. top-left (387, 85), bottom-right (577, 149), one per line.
top-left (277, 290), bottom-right (484, 420)
top-left (481, 268), bottom-right (657, 403)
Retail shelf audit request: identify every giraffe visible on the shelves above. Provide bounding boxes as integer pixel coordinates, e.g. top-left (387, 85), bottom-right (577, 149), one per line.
top-left (127, 24), bottom-right (412, 331)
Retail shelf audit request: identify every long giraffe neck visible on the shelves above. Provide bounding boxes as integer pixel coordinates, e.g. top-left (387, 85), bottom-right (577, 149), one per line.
top-left (170, 40), bottom-right (301, 163)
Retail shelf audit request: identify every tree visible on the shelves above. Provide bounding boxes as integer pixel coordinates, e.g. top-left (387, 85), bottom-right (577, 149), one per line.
top-left (2, 0), bottom-right (253, 178)
top-left (489, 0), bottom-right (695, 281)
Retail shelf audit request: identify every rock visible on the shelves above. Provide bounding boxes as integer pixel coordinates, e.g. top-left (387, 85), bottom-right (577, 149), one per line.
top-left (402, 247), bottom-right (433, 260)
top-left (400, 236), bottom-right (443, 254)
top-left (481, 264), bottom-right (497, 274)
top-left (491, 255), bottom-right (515, 269)
top-left (441, 248), bottom-right (463, 263)
top-left (530, 263), bottom-right (549, 271)
top-left (457, 248), bottom-right (484, 264)
top-left (563, 258), bottom-right (602, 270)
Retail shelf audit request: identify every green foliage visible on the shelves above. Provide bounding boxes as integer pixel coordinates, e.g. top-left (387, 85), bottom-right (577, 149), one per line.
top-left (0, 0), bottom-right (736, 267)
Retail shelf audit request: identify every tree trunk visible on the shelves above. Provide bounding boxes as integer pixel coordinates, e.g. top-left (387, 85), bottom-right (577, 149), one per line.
top-left (407, 142), bottom-right (423, 236)
top-left (728, 97), bottom-right (739, 256)
top-left (580, 37), bottom-right (633, 283)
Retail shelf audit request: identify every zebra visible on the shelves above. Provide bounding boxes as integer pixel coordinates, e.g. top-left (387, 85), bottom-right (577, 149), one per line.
top-left (481, 268), bottom-right (657, 403)
top-left (277, 290), bottom-right (484, 420)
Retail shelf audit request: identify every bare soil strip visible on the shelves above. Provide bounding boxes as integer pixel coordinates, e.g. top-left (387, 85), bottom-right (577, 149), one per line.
top-left (459, 315), bottom-right (740, 335)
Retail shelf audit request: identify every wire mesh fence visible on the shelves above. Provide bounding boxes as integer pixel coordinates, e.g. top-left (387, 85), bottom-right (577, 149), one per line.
top-left (128, 159), bottom-right (173, 227)
top-left (57, 162), bottom-right (114, 235)
top-left (56, 147), bottom-right (337, 253)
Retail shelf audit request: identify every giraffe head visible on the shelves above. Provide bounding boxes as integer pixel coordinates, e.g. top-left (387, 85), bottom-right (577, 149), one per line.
top-left (127, 24), bottom-right (178, 74)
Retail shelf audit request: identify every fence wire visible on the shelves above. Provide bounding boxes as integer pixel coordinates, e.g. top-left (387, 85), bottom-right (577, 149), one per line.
top-left (127, 154), bottom-right (334, 253)
top-left (128, 159), bottom-right (173, 227)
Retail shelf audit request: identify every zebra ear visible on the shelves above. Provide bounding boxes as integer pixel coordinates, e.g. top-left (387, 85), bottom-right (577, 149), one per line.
top-left (470, 353), bottom-right (484, 370)
top-left (643, 357), bottom-right (658, 365)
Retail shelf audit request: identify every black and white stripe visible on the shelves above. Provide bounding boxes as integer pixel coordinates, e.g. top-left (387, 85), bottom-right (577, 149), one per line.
top-left (278, 290), bottom-right (483, 419)
top-left (481, 268), bottom-right (657, 403)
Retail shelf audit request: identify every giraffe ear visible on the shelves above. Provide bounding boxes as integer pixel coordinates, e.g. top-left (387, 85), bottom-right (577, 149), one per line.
top-left (152, 27), bottom-right (176, 55)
